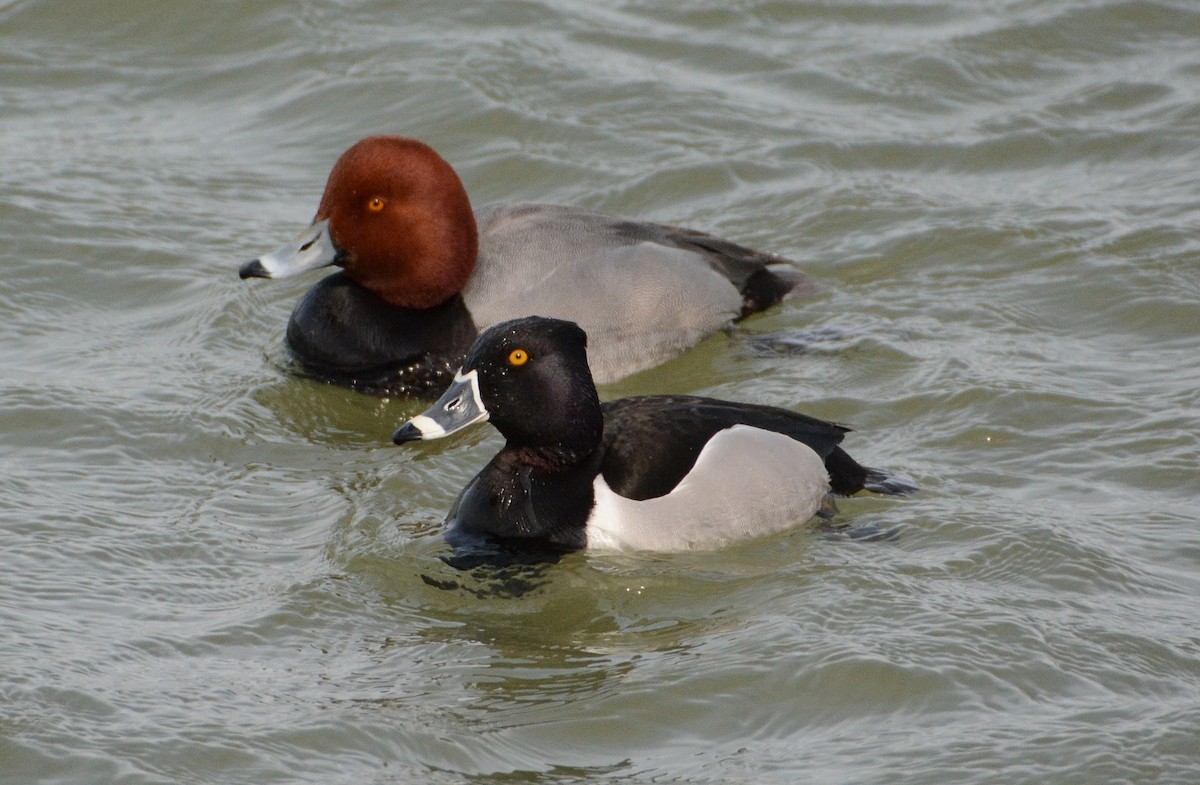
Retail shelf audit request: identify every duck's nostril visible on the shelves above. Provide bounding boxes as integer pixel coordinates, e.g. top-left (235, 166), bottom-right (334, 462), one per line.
top-left (445, 395), bottom-right (463, 411)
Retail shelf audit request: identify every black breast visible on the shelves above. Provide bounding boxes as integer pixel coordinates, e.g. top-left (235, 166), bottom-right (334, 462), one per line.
top-left (443, 450), bottom-right (599, 554)
top-left (284, 272), bottom-right (477, 396)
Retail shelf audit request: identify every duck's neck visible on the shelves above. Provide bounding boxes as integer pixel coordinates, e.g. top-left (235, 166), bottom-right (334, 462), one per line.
top-left (500, 426), bottom-right (602, 475)
top-left (454, 359), bottom-right (606, 552)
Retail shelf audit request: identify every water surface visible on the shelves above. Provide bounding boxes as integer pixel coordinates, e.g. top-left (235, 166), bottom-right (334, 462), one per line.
top-left (2, 1), bottom-right (1199, 783)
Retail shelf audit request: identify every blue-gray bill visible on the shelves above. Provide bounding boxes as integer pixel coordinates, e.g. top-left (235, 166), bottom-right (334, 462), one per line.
top-left (392, 369), bottom-right (489, 443)
top-left (239, 218), bottom-right (340, 280)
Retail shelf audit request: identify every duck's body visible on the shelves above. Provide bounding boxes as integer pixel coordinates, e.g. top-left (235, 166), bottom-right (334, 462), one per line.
top-left (240, 137), bottom-right (812, 394)
top-left (587, 423), bottom-right (830, 551)
top-left (393, 317), bottom-right (914, 557)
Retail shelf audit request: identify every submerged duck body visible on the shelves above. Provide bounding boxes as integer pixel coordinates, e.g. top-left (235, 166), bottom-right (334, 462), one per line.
top-left (240, 136), bottom-right (813, 394)
top-left (393, 316), bottom-right (914, 556)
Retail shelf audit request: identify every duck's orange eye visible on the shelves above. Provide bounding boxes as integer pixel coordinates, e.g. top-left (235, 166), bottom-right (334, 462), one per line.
top-left (508, 349), bottom-right (529, 366)
top-left (367, 197), bottom-right (385, 212)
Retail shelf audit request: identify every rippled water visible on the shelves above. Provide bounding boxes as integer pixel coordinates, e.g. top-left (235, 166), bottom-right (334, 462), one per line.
top-left (3, 1), bottom-right (1199, 783)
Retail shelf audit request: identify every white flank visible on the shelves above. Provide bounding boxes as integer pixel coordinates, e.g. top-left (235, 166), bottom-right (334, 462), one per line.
top-left (586, 425), bottom-right (830, 551)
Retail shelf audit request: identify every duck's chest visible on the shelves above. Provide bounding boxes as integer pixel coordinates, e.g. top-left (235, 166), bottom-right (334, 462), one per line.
top-left (444, 460), bottom-right (596, 551)
top-left (285, 273), bottom-right (476, 395)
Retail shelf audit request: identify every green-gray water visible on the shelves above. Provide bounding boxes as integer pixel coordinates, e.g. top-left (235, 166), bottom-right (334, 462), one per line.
top-left (2, 1), bottom-right (1198, 783)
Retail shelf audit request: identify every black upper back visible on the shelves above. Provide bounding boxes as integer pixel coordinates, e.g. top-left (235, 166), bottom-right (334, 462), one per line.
top-left (599, 395), bottom-right (860, 500)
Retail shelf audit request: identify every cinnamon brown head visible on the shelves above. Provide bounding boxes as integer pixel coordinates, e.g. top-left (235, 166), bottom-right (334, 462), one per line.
top-left (316, 136), bottom-right (478, 308)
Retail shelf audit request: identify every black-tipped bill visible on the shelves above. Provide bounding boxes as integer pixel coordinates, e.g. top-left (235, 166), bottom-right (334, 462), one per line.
top-left (239, 218), bottom-right (339, 280)
top-left (238, 257), bottom-right (269, 279)
top-left (392, 369), bottom-right (489, 444)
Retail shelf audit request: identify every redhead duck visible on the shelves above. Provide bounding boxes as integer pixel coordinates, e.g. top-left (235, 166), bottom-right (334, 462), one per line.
top-left (393, 316), bottom-right (915, 558)
top-left (240, 136), bottom-right (814, 395)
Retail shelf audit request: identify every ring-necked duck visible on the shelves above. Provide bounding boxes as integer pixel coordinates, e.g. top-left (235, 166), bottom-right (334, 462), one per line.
top-left (393, 316), bottom-right (914, 556)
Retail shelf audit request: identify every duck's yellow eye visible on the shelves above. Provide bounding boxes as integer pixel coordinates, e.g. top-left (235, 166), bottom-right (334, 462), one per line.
top-left (508, 349), bottom-right (529, 366)
top-left (368, 197), bottom-right (385, 212)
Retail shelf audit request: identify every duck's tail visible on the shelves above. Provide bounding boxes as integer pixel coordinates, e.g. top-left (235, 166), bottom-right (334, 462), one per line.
top-left (824, 446), bottom-right (918, 496)
top-left (861, 467), bottom-right (919, 496)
